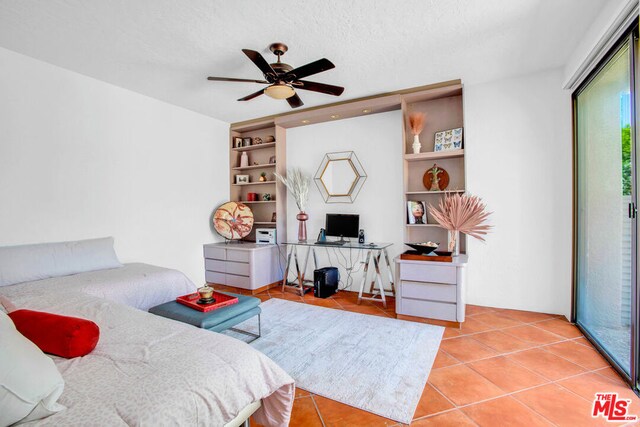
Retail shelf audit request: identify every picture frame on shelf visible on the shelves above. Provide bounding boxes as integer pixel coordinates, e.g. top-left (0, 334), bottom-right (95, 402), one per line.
top-left (407, 200), bottom-right (427, 225)
top-left (235, 174), bottom-right (250, 184)
top-left (269, 155), bottom-right (276, 164)
top-left (242, 137), bottom-right (252, 147)
top-left (271, 212), bottom-right (276, 222)
top-left (233, 137), bottom-right (243, 148)
top-left (434, 128), bottom-right (463, 152)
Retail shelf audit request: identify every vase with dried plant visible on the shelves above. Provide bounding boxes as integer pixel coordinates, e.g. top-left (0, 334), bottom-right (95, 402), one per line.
top-left (428, 193), bottom-right (492, 256)
top-left (275, 168), bottom-right (311, 242)
top-left (409, 112), bottom-right (426, 154)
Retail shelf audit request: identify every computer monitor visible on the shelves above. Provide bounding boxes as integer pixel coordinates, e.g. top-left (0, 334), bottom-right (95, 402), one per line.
top-left (325, 214), bottom-right (359, 242)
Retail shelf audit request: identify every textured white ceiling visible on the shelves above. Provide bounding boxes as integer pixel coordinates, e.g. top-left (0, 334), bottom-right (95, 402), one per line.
top-left (0, 0), bottom-right (609, 123)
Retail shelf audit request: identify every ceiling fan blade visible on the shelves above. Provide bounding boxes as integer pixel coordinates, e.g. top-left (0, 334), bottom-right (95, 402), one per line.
top-left (286, 93), bottom-right (304, 108)
top-left (237, 88), bottom-right (266, 101)
top-left (295, 80), bottom-right (344, 96)
top-left (284, 58), bottom-right (335, 81)
top-left (242, 49), bottom-right (277, 81)
top-left (208, 76), bottom-right (268, 84)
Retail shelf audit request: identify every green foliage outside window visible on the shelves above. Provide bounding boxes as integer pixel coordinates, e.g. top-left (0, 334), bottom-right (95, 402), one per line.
top-left (622, 124), bottom-right (631, 196)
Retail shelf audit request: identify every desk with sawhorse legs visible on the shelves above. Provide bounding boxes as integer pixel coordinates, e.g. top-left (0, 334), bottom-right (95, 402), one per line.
top-left (280, 241), bottom-right (395, 308)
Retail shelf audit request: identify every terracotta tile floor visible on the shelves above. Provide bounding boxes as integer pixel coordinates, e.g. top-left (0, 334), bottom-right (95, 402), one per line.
top-left (215, 285), bottom-right (639, 426)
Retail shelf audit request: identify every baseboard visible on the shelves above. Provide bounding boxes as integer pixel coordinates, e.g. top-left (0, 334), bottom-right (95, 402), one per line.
top-left (396, 313), bottom-right (461, 329)
top-left (207, 281), bottom-right (280, 295)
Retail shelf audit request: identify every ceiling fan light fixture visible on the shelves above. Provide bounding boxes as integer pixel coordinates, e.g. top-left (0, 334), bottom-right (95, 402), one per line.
top-left (265, 84), bottom-right (295, 99)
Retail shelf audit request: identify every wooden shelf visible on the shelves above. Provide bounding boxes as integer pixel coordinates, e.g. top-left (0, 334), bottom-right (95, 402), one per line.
top-left (232, 163), bottom-right (276, 171)
top-left (232, 181), bottom-right (276, 186)
top-left (404, 150), bottom-right (464, 162)
top-left (238, 200), bottom-right (276, 204)
top-left (232, 142), bottom-right (276, 152)
top-left (405, 190), bottom-right (465, 195)
top-left (406, 224), bottom-right (444, 228)
top-left (254, 222), bottom-right (276, 225)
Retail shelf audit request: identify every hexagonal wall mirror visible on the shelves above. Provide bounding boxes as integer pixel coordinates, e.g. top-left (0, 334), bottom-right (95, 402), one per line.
top-left (314, 151), bottom-right (367, 203)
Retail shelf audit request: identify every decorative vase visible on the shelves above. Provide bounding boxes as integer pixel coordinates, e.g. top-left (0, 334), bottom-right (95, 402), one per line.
top-left (240, 152), bottom-right (249, 167)
top-left (296, 211), bottom-right (308, 242)
top-left (412, 135), bottom-right (421, 154)
top-left (448, 230), bottom-right (460, 257)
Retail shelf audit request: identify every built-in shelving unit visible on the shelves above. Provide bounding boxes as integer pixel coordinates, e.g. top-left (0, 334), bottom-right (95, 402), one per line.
top-left (232, 163), bottom-right (276, 171)
top-left (227, 79), bottom-right (464, 247)
top-left (240, 200), bottom-right (276, 204)
top-left (405, 190), bottom-right (465, 195)
top-left (229, 121), bottom-right (286, 243)
top-left (404, 149), bottom-right (464, 162)
top-left (232, 181), bottom-right (276, 186)
top-left (401, 84), bottom-right (466, 253)
top-left (231, 142), bottom-right (276, 152)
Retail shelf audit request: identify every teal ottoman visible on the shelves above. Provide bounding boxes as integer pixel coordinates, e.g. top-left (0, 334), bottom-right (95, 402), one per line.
top-left (149, 292), bottom-right (261, 342)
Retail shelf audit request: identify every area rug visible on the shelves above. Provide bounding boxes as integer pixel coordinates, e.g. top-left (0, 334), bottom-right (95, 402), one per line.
top-left (226, 298), bottom-right (444, 424)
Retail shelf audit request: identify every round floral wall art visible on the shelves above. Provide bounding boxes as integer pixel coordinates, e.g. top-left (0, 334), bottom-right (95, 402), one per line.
top-left (213, 201), bottom-right (254, 240)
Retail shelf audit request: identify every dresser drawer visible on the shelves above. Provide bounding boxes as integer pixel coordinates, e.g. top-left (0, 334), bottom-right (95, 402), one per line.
top-left (225, 273), bottom-right (250, 288)
top-left (226, 249), bottom-right (250, 263)
top-left (400, 263), bottom-right (456, 284)
top-left (204, 246), bottom-right (225, 260)
top-left (204, 259), bottom-right (226, 273)
top-left (401, 281), bottom-right (456, 303)
top-left (401, 298), bottom-right (457, 321)
top-left (225, 261), bottom-right (250, 276)
top-left (205, 270), bottom-right (225, 284)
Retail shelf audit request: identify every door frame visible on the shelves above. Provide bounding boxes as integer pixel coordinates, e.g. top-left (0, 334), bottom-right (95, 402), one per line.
top-left (571, 21), bottom-right (639, 388)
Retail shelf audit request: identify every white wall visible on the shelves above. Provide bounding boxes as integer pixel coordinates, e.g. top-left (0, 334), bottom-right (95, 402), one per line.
top-left (563, 0), bottom-right (637, 88)
top-left (284, 70), bottom-right (573, 317)
top-left (0, 46), bottom-right (575, 317)
top-left (0, 47), bottom-right (229, 285)
top-left (464, 68), bottom-right (573, 318)
top-left (286, 112), bottom-right (403, 291)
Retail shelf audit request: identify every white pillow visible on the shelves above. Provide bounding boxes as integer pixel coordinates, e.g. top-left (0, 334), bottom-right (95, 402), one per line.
top-left (0, 237), bottom-right (123, 287)
top-left (0, 311), bottom-right (66, 425)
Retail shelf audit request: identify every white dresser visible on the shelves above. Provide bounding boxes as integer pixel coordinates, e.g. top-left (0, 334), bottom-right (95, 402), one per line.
top-left (203, 243), bottom-right (282, 293)
top-left (395, 255), bottom-right (468, 324)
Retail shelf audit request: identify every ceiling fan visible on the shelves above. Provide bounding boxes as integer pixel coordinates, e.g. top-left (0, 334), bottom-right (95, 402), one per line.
top-left (207, 43), bottom-right (344, 109)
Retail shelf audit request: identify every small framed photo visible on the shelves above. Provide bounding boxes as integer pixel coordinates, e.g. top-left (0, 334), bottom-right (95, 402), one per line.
top-left (434, 128), bottom-right (463, 152)
top-left (235, 174), bottom-right (250, 184)
top-left (233, 137), bottom-right (243, 148)
top-left (407, 201), bottom-right (427, 225)
top-left (268, 155), bottom-right (276, 164)
top-left (271, 212), bottom-right (277, 222)
top-left (242, 137), bottom-right (252, 147)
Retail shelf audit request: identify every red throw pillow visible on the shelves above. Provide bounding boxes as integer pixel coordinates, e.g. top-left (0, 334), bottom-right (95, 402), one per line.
top-left (8, 309), bottom-right (100, 358)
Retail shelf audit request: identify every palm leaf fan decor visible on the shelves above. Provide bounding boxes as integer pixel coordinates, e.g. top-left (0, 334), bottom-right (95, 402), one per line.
top-left (428, 192), bottom-right (492, 255)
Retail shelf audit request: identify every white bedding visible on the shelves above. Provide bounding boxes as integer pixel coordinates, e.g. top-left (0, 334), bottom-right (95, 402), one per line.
top-left (3, 263), bottom-right (197, 311)
top-left (0, 265), bottom-right (294, 426)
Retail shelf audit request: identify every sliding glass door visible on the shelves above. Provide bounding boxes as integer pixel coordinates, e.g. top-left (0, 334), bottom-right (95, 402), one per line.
top-left (574, 26), bottom-right (636, 380)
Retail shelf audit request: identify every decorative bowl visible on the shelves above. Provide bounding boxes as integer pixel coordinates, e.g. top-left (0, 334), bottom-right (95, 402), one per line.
top-left (405, 242), bottom-right (439, 255)
top-left (198, 285), bottom-right (214, 300)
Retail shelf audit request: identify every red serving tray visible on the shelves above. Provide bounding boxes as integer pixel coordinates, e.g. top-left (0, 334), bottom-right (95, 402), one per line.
top-left (176, 291), bottom-right (239, 312)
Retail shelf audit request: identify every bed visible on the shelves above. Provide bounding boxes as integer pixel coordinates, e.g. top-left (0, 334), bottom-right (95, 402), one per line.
top-left (0, 253), bottom-right (294, 426)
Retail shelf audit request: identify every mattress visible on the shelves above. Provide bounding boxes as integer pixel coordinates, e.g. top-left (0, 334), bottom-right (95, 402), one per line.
top-left (0, 265), bottom-right (294, 426)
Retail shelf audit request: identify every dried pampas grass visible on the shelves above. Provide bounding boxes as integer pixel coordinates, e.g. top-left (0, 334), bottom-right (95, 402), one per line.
top-left (428, 192), bottom-right (492, 241)
top-left (409, 112), bottom-right (426, 136)
top-left (275, 168), bottom-right (311, 211)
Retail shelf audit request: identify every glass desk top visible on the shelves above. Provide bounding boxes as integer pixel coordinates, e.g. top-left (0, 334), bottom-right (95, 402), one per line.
top-left (283, 241), bottom-right (393, 250)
